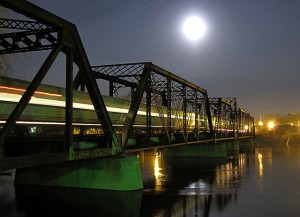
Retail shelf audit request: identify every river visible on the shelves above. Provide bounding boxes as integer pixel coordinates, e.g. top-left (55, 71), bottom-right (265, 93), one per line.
top-left (1, 142), bottom-right (300, 217)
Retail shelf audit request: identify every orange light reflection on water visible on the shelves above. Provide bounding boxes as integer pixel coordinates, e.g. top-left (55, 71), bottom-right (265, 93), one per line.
top-left (154, 152), bottom-right (164, 187)
top-left (258, 153), bottom-right (263, 178)
top-left (215, 154), bottom-right (247, 192)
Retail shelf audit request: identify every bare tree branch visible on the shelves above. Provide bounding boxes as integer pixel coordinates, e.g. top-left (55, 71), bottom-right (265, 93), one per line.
top-left (0, 6), bottom-right (14, 76)
top-left (0, 55), bottom-right (12, 75)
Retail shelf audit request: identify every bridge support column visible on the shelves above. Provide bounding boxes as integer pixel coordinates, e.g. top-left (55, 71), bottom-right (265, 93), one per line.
top-left (163, 143), bottom-right (227, 158)
top-left (239, 138), bottom-right (254, 153)
top-left (15, 157), bottom-right (143, 191)
top-left (225, 140), bottom-right (240, 157)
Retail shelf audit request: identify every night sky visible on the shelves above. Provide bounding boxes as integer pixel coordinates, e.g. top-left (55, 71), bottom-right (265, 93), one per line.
top-left (5, 0), bottom-right (300, 119)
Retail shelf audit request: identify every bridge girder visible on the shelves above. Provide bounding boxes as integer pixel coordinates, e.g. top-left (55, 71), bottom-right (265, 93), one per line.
top-left (80, 62), bottom-right (215, 146)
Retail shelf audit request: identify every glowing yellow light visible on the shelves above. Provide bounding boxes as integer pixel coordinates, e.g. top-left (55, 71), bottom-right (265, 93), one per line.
top-left (258, 121), bottom-right (263, 126)
top-left (244, 125), bottom-right (249, 130)
top-left (268, 121), bottom-right (275, 129)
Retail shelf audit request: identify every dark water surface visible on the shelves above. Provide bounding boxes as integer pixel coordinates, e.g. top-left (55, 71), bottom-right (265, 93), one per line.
top-left (1, 145), bottom-right (300, 217)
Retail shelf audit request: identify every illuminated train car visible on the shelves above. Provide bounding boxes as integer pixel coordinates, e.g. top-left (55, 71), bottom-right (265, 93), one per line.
top-left (0, 76), bottom-right (208, 141)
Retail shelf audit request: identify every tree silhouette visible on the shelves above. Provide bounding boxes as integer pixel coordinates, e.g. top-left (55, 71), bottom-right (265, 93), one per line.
top-left (0, 6), bottom-right (13, 76)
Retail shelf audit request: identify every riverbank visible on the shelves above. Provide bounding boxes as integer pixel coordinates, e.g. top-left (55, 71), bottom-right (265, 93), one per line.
top-left (254, 134), bottom-right (300, 148)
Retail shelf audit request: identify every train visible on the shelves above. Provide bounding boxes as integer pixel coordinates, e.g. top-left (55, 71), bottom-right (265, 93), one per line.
top-left (0, 76), bottom-right (209, 138)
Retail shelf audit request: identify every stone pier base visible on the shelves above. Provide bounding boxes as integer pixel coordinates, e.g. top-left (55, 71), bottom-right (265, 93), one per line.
top-left (226, 140), bottom-right (240, 157)
top-left (163, 143), bottom-right (227, 158)
top-left (15, 157), bottom-right (143, 191)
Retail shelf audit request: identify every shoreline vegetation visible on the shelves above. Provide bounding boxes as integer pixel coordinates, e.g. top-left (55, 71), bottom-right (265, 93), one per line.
top-left (255, 123), bottom-right (300, 148)
top-left (254, 134), bottom-right (300, 148)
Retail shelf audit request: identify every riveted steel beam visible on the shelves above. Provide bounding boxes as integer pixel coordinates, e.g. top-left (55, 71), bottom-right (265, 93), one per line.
top-left (0, 29), bottom-right (58, 54)
top-left (151, 64), bottom-right (207, 94)
top-left (166, 77), bottom-right (172, 143)
top-left (122, 63), bottom-right (151, 150)
top-left (0, 18), bottom-right (53, 30)
top-left (146, 79), bottom-right (152, 146)
top-left (65, 47), bottom-right (74, 159)
top-left (205, 94), bottom-right (214, 139)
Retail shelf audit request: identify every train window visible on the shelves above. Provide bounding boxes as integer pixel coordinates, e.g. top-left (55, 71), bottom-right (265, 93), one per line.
top-left (30, 126), bottom-right (37, 134)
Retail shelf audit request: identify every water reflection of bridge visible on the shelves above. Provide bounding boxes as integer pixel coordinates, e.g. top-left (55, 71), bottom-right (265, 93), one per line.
top-left (138, 150), bottom-right (253, 216)
top-left (14, 150), bottom-right (254, 217)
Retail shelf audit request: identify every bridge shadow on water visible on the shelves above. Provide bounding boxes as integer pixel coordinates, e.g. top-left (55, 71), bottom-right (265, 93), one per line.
top-left (13, 150), bottom-right (252, 217)
top-left (15, 185), bottom-right (142, 217)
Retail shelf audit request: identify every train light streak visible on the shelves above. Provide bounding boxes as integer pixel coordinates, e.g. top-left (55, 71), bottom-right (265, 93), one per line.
top-left (0, 85), bottom-right (62, 97)
top-left (0, 84), bottom-right (221, 132)
top-left (0, 120), bottom-right (166, 128)
top-left (0, 92), bottom-right (178, 118)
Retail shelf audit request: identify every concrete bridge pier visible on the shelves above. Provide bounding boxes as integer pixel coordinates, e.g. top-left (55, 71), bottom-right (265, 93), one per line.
top-left (15, 156), bottom-right (144, 191)
top-left (225, 138), bottom-right (254, 157)
top-left (225, 140), bottom-right (240, 157)
top-left (160, 139), bottom-right (251, 158)
top-left (239, 138), bottom-right (254, 153)
top-left (163, 143), bottom-right (228, 158)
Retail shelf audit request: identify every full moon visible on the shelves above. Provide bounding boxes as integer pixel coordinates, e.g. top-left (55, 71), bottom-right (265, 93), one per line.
top-left (183, 16), bottom-right (206, 41)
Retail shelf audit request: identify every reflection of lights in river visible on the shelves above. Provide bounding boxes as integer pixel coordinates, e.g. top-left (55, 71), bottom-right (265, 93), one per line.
top-left (179, 180), bottom-right (209, 195)
top-left (154, 155), bottom-right (161, 179)
top-left (257, 152), bottom-right (264, 193)
top-left (215, 154), bottom-right (247, 191)
top-left (258, 153), bottom-right (263, 177)
top-left (154, 151), bottom-right (164, 186)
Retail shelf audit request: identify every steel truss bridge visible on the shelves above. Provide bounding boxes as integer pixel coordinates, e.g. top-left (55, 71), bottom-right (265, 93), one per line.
top-left (0, 0), bottom-right (254, 172)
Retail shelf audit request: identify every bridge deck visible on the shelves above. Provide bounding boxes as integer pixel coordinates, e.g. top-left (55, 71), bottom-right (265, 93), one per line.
top-left (0, 136), bottom-right (253, 172)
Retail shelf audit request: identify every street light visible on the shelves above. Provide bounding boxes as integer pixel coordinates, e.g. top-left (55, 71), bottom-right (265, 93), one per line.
top-left (258, 115), bottom-right (263, 126)
top-left (268, 121), bottom-right (275, 129)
